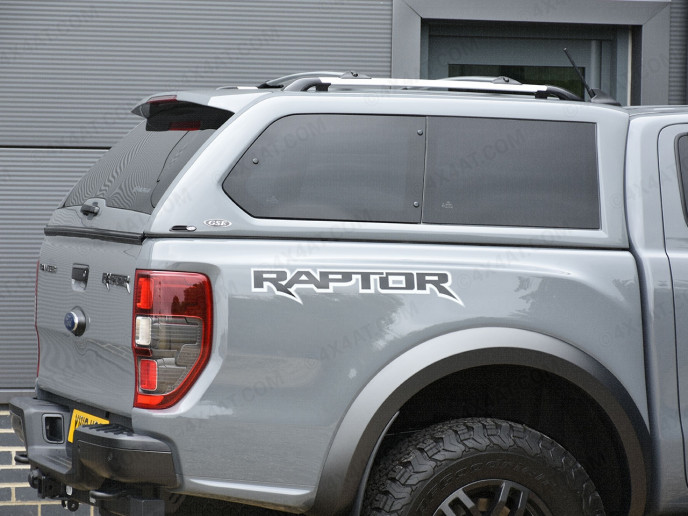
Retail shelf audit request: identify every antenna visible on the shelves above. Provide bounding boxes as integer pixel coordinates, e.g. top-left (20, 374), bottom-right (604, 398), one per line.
top-left (563, 48), bottom-right (595, 100)
top-left (562, 48), bottom-right (620, 105)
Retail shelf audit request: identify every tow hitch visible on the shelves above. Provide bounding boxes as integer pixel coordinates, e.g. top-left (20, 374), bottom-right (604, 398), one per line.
top-left (89, 488), bottom-right (165, 516)
top-left (28, 468), bottom-right (63, 499)
top-left (27, 468), bottom-right (80, 511)
top-left (27, 468), bottom-right (165, 515)
top-left (62, 499), bottom-right (81, 512)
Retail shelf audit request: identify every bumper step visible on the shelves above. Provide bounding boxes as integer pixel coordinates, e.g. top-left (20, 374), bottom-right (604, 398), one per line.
top-left (10, 396), bottom-right (179, 490)
top-left (75, 424), bottom-right (177, 487)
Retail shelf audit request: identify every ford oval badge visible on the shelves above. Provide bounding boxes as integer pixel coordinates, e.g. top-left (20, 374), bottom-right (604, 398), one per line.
top-left (64, 308), bottom-right (87, 336)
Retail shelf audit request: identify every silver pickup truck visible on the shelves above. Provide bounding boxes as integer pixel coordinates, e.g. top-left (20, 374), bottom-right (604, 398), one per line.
top-left (9, 72), bottom-right (688, 515)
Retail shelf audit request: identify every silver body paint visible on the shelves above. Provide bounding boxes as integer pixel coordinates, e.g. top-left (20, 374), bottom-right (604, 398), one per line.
top-left (16, 89), bottom-right (688, 513)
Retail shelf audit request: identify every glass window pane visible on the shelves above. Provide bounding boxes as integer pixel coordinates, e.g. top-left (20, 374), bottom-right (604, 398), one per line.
top-left (64, 103), bottom-right (230, 214)
top-left (423, 116), bottom-right (599, 229)
top-left (224, 114), bottom-right (426, 223)
top-left (676, 135), bottom-right (688, 224)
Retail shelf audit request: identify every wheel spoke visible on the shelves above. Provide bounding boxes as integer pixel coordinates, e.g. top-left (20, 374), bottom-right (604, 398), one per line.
top-left (489, 480), bottom-right (511, 516)
top-left (434, 498), bottom-right (460, 516)
top-left (456, 488), bottom-right (482, 516)
top-left (436, 479), bottom-right (547, 516)
top-left (511, 484), bottom-right (530, 516)
top-left (434, 487), bottom-right (482, 516)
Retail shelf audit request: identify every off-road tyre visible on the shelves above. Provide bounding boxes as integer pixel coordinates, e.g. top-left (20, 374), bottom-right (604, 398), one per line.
top-left (363, 417), bottom-right (605, 516)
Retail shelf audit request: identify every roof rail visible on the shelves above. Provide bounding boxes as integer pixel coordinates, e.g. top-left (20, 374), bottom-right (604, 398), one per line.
top-left (256, 71), bottom-right (350, 89)
top-left (216, 72), bottom-right (584, 101)
top-left (281, 75), bottom-right (583, 101)
top-left (216, 71), bottom-right (365, 91)
top-left (443, 75), bottom-right (522, 85)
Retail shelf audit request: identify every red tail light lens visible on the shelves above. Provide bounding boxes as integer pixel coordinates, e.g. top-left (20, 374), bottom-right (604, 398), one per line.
top-left (132, 270), bottom-right (212, 409)
top-left (139, 359), bottom-right (158, 391)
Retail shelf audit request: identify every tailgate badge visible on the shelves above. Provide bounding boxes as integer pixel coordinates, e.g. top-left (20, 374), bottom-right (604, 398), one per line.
top-left (102, 273), bottom-right (131, 293)
top-left (64, 308), bottom-right (87, 336)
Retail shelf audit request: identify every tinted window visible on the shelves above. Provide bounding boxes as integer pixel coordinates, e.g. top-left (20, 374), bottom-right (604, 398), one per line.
top-left (64, 103), bottom-right (230, 214)
top-left (677, 135), bottom-right (688, 223)
top-left (223, 114), bottom-right (426, 223)
top-left (423, 117), bottom-right (599, 229)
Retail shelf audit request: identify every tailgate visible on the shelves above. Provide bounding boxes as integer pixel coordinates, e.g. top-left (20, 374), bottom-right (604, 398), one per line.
top-left (36, 228), bottom-right (142, 415)
top-left (33, 97), bottom-right (233, 414)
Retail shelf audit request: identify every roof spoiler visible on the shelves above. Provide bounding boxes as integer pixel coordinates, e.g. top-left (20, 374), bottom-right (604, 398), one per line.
top-left (131, 91), bottom-right (233, 118)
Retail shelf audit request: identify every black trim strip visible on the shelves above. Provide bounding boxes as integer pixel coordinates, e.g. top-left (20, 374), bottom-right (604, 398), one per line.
top-left (42, 228), bottom-right (622, 252)
top-left (0, 145), bottom-right (110, 151)
top-left (143, 232), bottom-right (624, 252)
top-left (44, 226), bottom-right (144, 245)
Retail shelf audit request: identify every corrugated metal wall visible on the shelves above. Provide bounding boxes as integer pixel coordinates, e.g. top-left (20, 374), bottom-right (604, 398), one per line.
top-left (670, 0), bottom-right (688, 104)
top-left (1, 0), bottom-right (393, 148)
top-left (0, 0), bottom-right (392, 396)
top-left (0, 150), bottom-right (103, 389)
top-left (2, 0), bottom-right (688, 396)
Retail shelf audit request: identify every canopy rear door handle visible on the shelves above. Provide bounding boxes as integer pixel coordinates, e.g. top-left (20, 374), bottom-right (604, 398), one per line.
top-left (80, 203), bottom-right (100, 216)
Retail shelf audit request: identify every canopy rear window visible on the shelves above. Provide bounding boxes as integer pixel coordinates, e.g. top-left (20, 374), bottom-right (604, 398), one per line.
top-left (64, 102), bottom-right (231, 214)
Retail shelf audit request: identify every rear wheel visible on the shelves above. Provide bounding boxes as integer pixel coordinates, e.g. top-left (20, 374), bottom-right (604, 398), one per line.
top-left (363, 417), bottom-right (604, 516)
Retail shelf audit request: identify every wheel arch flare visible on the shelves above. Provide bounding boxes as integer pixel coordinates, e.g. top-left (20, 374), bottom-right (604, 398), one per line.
top-left (310, 327), bottom-right (649, 516)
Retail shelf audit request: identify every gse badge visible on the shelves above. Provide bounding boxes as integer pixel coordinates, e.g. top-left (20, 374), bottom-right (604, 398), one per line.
top-left (204, 219), bottom-right (232, 227)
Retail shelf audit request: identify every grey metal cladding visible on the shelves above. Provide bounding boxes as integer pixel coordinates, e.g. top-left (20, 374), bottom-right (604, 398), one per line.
top-left (669, 0), bottom-right (688, 104)
top-left (0, 0), bottom-right (393, 148)
top-left (0, 148), bottom-right (104, 392)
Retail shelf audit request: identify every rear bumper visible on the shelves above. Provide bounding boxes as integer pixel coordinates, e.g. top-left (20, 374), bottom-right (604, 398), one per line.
top-left (9, 396), bottom-right (179, 491)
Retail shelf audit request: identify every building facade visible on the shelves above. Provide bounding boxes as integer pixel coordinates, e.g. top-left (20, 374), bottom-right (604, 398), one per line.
top-left (0, 0), bottom-right (684, 399)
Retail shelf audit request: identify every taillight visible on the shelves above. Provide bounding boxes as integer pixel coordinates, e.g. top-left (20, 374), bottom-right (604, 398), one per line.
top-left (132, 270), bottom-right (212, 409)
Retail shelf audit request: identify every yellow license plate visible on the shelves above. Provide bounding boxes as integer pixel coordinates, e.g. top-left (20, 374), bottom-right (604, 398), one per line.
top-left (67, 409), bottom-right (109, 443)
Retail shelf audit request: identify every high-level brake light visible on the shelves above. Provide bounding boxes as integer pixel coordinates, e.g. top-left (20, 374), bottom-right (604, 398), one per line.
top-left (147, 95), bottom-right (178, 104)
